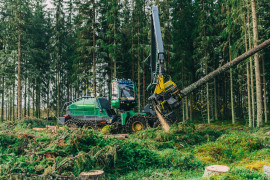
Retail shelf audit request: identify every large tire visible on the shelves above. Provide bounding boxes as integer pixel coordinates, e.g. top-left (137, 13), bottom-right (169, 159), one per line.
top-left (125, 115), bottom-right (147, 133)
top-left (65, 119), bottom-right (79, 128)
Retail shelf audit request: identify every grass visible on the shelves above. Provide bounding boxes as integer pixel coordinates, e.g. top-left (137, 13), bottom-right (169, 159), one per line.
top-left (0, 119), bottom-right (269, 179)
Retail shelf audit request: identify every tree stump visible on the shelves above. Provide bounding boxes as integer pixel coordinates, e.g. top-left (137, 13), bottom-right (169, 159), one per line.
top-left (203, 165), bottom-right (230, 178)
top-left (79, 170), bottom-right (104, 180)
top-left (264, 166), bottom-right (270, 176)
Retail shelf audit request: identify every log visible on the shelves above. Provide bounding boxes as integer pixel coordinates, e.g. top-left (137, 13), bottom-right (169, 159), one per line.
top-left (103, 134), bottom-right (129, 140)
top-left (79, 170), bottom-right (104, 180)
top-left (203, 165), bottom-right (230, 178)
top-left (33, 128), bottom-right (46, 131)
top-left (181, 38), bottom-right (270, 96)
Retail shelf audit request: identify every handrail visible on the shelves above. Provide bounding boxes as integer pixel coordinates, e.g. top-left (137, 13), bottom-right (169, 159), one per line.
top-left (60, 96), bottom-right (94, 116)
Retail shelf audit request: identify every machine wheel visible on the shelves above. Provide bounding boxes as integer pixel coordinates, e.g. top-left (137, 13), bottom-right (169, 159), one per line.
top-left (65, 119), bottom-right (79, 128)
top-left (83, 124), bottom-right (95, 130)
top-left (125, 115), bottom-right (147, 133)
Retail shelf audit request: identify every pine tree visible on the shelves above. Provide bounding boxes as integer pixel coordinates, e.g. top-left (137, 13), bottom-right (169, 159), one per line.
top-left (251, 0), bottom-right (263, 127)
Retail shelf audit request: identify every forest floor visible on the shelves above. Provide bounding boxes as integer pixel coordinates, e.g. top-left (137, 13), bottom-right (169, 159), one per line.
top-left (0, 118), bottom-right (270, 179)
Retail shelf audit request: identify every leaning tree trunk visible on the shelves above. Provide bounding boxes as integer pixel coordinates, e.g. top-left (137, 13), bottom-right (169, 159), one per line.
top-left (251, 0), bottom-right (263, 127)
top-left (181, 38), bottom-right (270, 97)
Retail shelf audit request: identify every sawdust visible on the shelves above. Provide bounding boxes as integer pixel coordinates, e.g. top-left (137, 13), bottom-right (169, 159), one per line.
top-left (154, 106), bottom-right (170, 133)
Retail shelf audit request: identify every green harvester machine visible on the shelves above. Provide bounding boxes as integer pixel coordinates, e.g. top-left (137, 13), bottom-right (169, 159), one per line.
top-left (58, 79), bottom-right (158, 133)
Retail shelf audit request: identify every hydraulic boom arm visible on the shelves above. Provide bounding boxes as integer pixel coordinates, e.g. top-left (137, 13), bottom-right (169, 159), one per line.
top-left (147, 6), bottom-right (270, 132)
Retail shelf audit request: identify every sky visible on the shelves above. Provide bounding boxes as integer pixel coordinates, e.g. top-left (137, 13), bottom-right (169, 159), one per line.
top-left (45, 0), bottom-right (53, 9)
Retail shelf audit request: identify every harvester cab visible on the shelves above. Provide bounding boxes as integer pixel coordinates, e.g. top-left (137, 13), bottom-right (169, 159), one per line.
top-left (111, 79), bottom-right (136, 111)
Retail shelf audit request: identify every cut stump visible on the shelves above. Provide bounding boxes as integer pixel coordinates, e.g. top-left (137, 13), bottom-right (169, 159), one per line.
top-left (79, 170), bottom-right (104, 180)
top-left (264, 166), bottom-right (270, 176)
top-left (203, 165), bottom-right (229, 178)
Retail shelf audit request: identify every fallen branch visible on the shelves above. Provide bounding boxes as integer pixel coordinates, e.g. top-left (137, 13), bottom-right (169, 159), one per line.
top-left (0, 154), bottom-right (14, 157)
top-left (55, 151), bottom-right (91, 172)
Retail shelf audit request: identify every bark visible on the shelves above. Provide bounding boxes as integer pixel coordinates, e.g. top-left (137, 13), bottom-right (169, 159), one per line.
top-left (229, 35), bottom-right (235, 124)
top-left (137, 15), bottom-right (141, 112)
top-left (12, 83), bottom-right (15, 121)
top-left (132, 36), bottom-right (134, 81)
top-left (113, 3), bottom-right (117, 79)
top-left (262, 57), bottom-right (267, 122)
top-left (189, 94), bottom-right (192, 121)
top-left (251, 0), bottom-right (263, 127)
top-left (185, 96), bottom-right (188, 121)
top-left (245, 14), bottom-right (252, 127)
top-left (181, 38), bottom-right (270, 97)
top-left (247, 3), bottom-right (255, 127)
top-left (32, 86), bottom-right (35, 117)
top-left (142, 1), bottom-right (146, 107)
top-left (17, 6), bottom-right (21, 121)
top-left (214, 78), bottom-right (218, 120)
top-left (93, 0), bottom-right (96, 97)
top-left (24, 78), bottom-right (27, 117)
top-left (1, 76), bottom-right (4, 121)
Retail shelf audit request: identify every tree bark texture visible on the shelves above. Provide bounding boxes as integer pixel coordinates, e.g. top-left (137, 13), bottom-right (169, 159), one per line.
top-left (17, 16), bottom-right (21, 121)
top-left (229, 35), bottom-right (235, 124)
top-left (93, 0), bottom-right (96, 97)
top-left (1, 76), bottom-right (4, 121)
top-left (251, 0), bottom-right (263, 127)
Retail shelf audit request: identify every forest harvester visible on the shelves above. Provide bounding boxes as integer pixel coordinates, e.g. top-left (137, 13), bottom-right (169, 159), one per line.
top-left (58, 79), bottom-right (159, 133)
top-left (58, 6), bottom-right (270, 132)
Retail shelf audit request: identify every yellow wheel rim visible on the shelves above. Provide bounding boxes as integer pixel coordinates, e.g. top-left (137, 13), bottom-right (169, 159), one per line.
top-left (85, 126), bottom-right (94, 130)
top-left (132, 121), bottom-right (144, 132)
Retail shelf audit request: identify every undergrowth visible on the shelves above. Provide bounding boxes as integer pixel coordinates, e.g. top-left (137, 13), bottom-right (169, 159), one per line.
top-left (0, 119), bottom-right (269, 179)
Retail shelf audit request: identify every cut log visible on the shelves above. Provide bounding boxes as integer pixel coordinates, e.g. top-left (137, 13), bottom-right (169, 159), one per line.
top-left (33, 128), bottom-right (46, 131)
top-left (79, 170), bottom-right (104, 180)
top-left (103, 134), bottom-right (129, 140)
top-left (203, 165), bottom-right (230, 178)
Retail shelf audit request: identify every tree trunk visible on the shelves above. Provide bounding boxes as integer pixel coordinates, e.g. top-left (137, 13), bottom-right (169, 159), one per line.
top-left (185, 96), bottom-right (189, 121)
top-left (113, 3), bottom-right (116, 79)
top-left (1, 76), bottom-right (4, 121)
top-left (24, 78), bottom-right (27, 117)
top-left (32, 85), bottom-right (35, 117)
top-left (251, 0), bottom-right (263, 127)
top-left (247, 2), bottom-right (255, 127)
top-left (12, 83), bottom-right (15, 121)
top-left (181, 38), bottom-right (270, 97)
top-left (137, 15), bottom-right (141, 112)
top-left (229, 35), bottom-right (235, 124)
top-left (17, 10), bottom-right (21, 121)
top-left (132, 35), bottom-right (134, 81)
top-left (189, 94), bottom-right (192, 121)
top-left (93, 0), bottom-right (96, 97)
top-left (214, 78), bottom-right (218, 120)
top-left (245, 14), bottom-right (252, 127)
top-left (262, 57), bottom-right (267, 122)
top-left (142, 1), bottom-right (146, 107)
